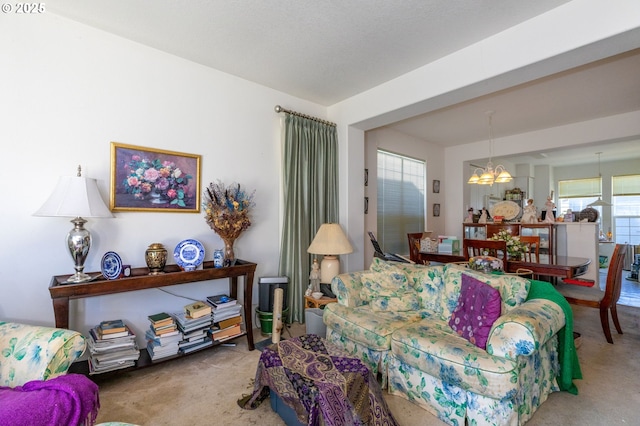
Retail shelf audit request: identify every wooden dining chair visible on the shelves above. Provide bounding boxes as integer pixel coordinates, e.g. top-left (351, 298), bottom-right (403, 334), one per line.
top-left (407, 233), bottom-right (423, 263)
top-left (463, 239), bottom-right (507, 261)
top-left (555, 243), bottom-right (627, 344)
top-left (519, 235), bottom-right (540, 263)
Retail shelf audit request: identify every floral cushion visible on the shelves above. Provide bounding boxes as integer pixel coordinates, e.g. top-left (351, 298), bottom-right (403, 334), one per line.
top-left (370, 292), bottom-right (421, 312)
top-left (359, 269), bottom-right (410, 299)
top-left (0, 322), bottom-right (86, 387)
top-left (331, 272), bottom-right (367, 308)
top-left (323, 302), bottom-right (426, 350)
top-left (448, 274), bottom-right (502, 349)
top-left (395, 264), bottom-right (446, 314)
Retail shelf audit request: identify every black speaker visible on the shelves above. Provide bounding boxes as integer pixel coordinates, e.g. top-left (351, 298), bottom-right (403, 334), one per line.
top-left (258, 276), bottom-right (289, 312)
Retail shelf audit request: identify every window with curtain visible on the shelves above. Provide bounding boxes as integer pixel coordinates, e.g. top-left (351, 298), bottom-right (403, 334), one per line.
top-left (612, 174), bottom-right (640, 244)
top-left (377, 150), bottom-right (425, 254)
top-left (558, 177), bottom-right (602, 215)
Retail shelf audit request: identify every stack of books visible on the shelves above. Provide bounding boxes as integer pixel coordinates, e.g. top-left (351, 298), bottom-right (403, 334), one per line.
top-left (88, 319), bottom-right (139, 375)
top-left (172, 304), bottom-right (214, 354)
top-left (207, 294), bottom-right (242, 323)
top-left (206, 294), bottom-right (244, 342)
top-left (209, 315), bottom-right (243, 342)
top-left (145, 312), bottom-right (181, 361)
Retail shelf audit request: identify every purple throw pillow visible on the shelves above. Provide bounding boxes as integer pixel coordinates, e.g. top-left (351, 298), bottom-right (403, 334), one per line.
top-left (448, 273), bottom-right (502, 350)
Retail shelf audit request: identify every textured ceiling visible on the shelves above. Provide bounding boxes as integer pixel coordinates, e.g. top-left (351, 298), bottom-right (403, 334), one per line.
top-left (46, 1), bottom-right (639, 165)
top-left (47, 0), bottom-right (569, 106)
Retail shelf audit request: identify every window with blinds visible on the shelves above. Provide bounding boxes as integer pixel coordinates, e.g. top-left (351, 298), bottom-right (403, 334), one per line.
top-left (612, 174), bottom-right (640, 244)
top-left (377, 150), bottom-right (426, 254)
top-left (558, 177), bottom-right (601, 198)
top-left (558, 177), bottom-right (602, 215)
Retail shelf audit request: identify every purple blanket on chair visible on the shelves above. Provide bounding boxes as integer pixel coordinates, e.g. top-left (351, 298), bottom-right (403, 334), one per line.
top-left (0, 374), bottom-right (99, 426)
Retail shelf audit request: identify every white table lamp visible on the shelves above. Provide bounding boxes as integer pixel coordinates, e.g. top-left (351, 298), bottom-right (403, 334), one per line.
top-left (34, 166), bottom-right (113, 283)
top-left (307, 223), bottom-right (353, 284)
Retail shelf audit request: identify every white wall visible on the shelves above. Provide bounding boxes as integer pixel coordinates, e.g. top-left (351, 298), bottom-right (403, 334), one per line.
top-left (329, 0), bottom-right (640, 271)
top-left (364, 127), bottom-right (445, 261)
top-left (0, 13), bottom-right (326, 346)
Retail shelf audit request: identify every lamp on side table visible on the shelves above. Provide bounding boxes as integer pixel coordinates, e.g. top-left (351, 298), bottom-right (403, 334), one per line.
top-left (307, 223), bottom-right (353, 294)
top-left (34, 165), bottom-right (112, 283)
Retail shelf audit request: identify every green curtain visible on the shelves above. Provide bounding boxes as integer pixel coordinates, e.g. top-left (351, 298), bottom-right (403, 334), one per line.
top-left (279, 113), bottom-right (338, 323)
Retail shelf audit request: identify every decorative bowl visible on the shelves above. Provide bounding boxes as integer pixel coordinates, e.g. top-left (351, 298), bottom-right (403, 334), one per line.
top-left (311, 291), bottom-right (323, 300)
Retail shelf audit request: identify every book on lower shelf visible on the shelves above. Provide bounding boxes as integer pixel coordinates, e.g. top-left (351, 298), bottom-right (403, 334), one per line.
top-left (206, 294), bottom-right (237, 307)
top-left (98, 319), bottom-right (127, 334)
top-left (208, 323), bottom-right (243, 341)
top-left (215, 315), bottom-right (242, 330)
top-left (146, 311), bottom-right (182, 360)
top-left (184, 301), bottom-right (212, 319)
top-left (147, 312), bottom-right (174, 328)
top-left (88, 321), bottom-right (139, 375)
top-left (211, 304), bottom-right (242, 322)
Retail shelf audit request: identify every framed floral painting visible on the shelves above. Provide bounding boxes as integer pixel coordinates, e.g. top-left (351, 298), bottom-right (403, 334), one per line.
top-left (110, 142), bottom-right (201, 212)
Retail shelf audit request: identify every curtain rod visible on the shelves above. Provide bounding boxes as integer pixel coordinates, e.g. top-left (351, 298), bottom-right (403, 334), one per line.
top-left (274, 105), bottom-right (336, 127)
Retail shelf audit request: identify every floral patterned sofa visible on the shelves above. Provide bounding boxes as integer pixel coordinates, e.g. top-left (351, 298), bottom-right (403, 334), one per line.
top-left (0, 321), bottom-right (99, 425)
top-left (323, 259), bottom-right (568, 426)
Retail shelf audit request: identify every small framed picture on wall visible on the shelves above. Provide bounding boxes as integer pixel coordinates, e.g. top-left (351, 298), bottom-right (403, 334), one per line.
top-left (433, 203), bottom-right (441, 217)
top-left (433, 179), bottom-right (440, 193)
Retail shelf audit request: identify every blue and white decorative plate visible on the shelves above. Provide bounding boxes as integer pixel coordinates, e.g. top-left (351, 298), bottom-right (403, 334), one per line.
top-left (101, 251), bottom-right (123, 280)
top-left (174, 239), bottom-right (205, 271)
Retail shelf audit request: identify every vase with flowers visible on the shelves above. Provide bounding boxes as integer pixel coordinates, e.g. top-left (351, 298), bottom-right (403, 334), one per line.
top-left (203, 180), bottom-right (255, 266)
top-left (489, 229), bottom-right (528, 260)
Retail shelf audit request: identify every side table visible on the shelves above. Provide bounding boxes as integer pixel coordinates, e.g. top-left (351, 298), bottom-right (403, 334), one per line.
top-left (304, 295), bottom-right (336, 309)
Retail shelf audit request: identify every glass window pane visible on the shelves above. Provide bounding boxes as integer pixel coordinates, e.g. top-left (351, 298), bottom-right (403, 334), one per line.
top-left (377, 150), bottom-right (426, 254)
top-left (612, 175), bottom-right (640, 196)
top-left (558, 178), bottom-right (601, 198)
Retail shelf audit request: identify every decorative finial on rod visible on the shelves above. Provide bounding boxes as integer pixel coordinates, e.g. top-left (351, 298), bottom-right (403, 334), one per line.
top-left (274, 105), bottom-right (283, 113)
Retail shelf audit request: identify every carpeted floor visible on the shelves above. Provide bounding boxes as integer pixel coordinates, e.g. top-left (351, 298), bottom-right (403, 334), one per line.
top-left (92, 304), bottom-right (640, 425)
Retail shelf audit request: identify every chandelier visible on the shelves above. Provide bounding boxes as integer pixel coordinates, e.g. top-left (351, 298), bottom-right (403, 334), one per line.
top-left (587, 152), bottom-right (612, 207)
top-left (467, 111), bottom-right (513, 186)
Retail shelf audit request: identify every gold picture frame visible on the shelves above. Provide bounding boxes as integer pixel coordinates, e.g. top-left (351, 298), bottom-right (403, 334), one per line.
top-left (110, 142), bottom-right (201, 213)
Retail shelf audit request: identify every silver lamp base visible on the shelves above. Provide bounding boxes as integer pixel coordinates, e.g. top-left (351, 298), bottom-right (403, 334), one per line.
top-left (65, 216), bottom-right (94, 283)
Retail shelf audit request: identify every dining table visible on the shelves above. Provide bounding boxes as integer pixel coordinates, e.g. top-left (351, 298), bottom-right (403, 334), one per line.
top-left (410, 250), bottom-right (591, 281)
top-left (506, 256), bottom-right (591, 280)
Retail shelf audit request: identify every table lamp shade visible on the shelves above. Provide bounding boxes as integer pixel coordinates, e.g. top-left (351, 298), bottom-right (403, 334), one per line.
top-left (307, 223), bottom-right (353, 284)
top-left (34, 175), bottom-right (113, 218)
top-left (34, 170), bottom-right (112, 283)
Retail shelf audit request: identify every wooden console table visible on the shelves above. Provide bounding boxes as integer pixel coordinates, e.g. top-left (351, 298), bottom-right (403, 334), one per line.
top-left (48, 259), bottom-right (257, 353)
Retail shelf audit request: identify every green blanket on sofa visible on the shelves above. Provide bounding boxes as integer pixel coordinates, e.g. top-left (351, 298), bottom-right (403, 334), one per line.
top-left (526, 279), bottom-right (582, 395)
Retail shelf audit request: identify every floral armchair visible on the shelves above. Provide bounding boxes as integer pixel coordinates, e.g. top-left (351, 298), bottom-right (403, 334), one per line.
top-left (0, 321), bottom-right (86, 387)
top-left (0, 321), bottom-right (100, 426)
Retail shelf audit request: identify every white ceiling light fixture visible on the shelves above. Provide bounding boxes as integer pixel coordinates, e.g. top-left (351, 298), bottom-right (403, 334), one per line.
top-left (467, 111), bottom-right (513, 186)
top-left (587, 152), bottom-right (613, 207)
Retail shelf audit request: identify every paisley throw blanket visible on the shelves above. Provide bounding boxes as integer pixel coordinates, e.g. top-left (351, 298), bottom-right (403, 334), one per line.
top-left (241, 334), bottom-right (397, 426)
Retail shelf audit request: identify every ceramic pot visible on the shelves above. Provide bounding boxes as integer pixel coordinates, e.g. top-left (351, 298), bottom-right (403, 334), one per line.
top-left (145, 243), bottom-right (167, 275)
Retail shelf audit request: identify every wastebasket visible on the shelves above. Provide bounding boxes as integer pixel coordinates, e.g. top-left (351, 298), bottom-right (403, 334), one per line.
top-left (305, 308), bottom-right (326, 337)
top-left (256, 306), bottom-right (289, 336)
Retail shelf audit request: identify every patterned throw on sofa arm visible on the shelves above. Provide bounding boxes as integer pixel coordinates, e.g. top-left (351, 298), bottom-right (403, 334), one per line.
top-left (0, 321), bottom-right (87, 387)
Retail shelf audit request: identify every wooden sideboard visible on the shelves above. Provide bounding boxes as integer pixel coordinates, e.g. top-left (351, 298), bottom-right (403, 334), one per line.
top-left (463, 223), bottom-right (555, 257)
top-left (49, 259), bottom-right (257, 374)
